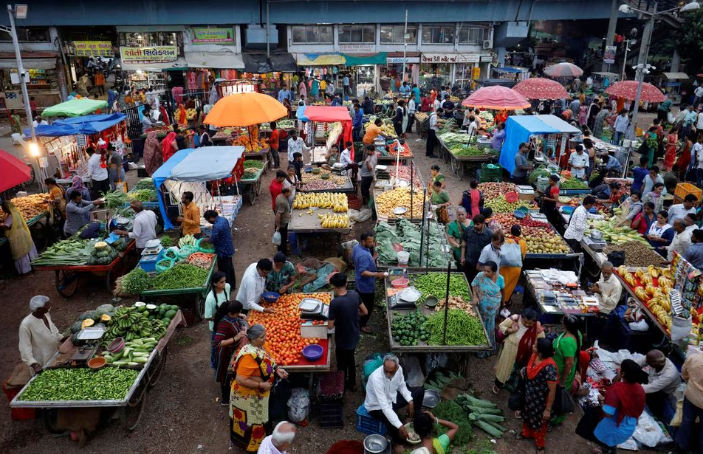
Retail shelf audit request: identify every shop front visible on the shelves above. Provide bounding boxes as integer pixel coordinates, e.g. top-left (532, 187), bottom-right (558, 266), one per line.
top-left (295, 53), bottom-right (346, 95)
top-left (0, 51), bottom-right (61, 113)
top-left (381, 54), bottom-right (420, 91)
top-left (63, 38), bottom-right (118, 97)
top-left (343, 52), bottom-right (387, 97)
top-left (420, 52), bottom-right (487, 91)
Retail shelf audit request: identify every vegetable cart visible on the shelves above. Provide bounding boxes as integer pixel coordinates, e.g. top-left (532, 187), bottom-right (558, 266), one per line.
top-left (33, 240), bottom-right (135, 298)
top-left (438, 137), bottom-right (497, 180)
top-left (384, 272), bottom-right (491, 353)
top-left (238, 166), bottom-right (264, 205)
top-left (139, 259), bottom-right (217, 320)
top-left (10, 310), bottom-right (185, 433)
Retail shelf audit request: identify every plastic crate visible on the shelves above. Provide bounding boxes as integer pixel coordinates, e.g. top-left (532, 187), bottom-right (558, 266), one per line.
top-left (319, 399), bottom-right (344, 428)
top-left (674, 183), bottom-right (702, 201)
top-left (356, 405), bottom-right (387, 435)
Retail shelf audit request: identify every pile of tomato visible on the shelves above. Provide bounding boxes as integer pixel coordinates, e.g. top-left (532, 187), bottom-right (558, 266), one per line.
top-left (248, 292), bottom-right (331, 365)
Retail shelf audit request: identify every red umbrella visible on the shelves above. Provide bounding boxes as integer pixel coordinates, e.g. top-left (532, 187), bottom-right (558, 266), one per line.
top-left (513, 78), bottom-right (569, 100)
top-left (544, 62), bottom-right (583, 78)
top-left (0, 149), bottom-right (31, 193)
top-left (462, 86), bottom-right (531, 110)
top-left (605, 80), bottom-right (666, 102)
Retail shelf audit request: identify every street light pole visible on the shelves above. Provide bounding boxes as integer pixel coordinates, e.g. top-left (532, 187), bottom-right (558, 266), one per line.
top-left (621, 39), bottom-right (630, 81)
top-left (402, 9), bottom-right (408, 84)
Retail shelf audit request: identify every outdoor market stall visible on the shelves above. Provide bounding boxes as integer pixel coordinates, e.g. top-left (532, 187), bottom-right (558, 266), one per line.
top-left (384, 271), bottom-right (491, 352)
top-left (0, 193), bottom-right (52, 249)
top-left (289, 192), bottom-right (351, 253)
top-left (152, 146), bottom-right (245, 232)
top-left (523, 268), bottom-right (599, 319)
top-left (296, 106), bottom-right (353, 165)
top-left (299, 168), bottom-right (354, 193)
top-left (40, 98), bottom-right (108, 118)
top-left (437, 130), bottom-right (498, 180)
top-left (375, 219), bottom-right (451, 270)
top-left (29, 113), bottom-right (128, 181)
top-left (10, 302), bottom-right (185, 433)
top-left (498, 114), bottom-right (581, 178)
top-left (31, 228), bottom-right (135, 298)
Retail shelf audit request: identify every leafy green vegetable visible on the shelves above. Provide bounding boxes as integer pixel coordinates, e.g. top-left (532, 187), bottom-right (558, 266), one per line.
top-left (433, 400), bottom-right (473, 446)
top-left (19, 368), bottom-right (139, 401)
top-left (121, 268), bottom-right (150, 295)
top-left (425, 309), bottom-right (487, 346)
top-left (241, 170), bottom-right (259, 181)
top-left (560, 177), bottom-right (589, 189)
top-left (150, 263), bottom-right (209, 290)
top-left (243, 160), bottom-right (265, 169)
top-left (128, 188), bottom-right (157, 201)
top-left (412, 272), bottom-right (471, 304)
top-left (159, 235), bottom-right (174, 248)
top-left (32, 238), bottom-right (92, 266)
top-left (101, 190), bottom-right (129, 209)
top-left (133, 178), bottom-right (154, 190)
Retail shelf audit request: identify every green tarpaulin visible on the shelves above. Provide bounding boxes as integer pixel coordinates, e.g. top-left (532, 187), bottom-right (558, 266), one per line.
top-left (41, 98), bottom-right (108, 118)
top-left (343, 52), bottom-right (387, 66)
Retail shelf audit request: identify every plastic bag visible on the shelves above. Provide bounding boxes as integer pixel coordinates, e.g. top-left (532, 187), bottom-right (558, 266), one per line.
top-left (628, 319), bottom-right (649, 332)
top-left (632, 410), bottom-right (670, 447)
top-left (671, 315), bottom-right (692, 345)
top-left (287, 388), bottom-right (310, 423)
top-left (500, 241), bottom-right (523, 267)
top-left (272, 230), bottom-right (281, 246)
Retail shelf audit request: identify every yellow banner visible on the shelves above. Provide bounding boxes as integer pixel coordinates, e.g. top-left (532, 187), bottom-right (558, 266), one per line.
top-left (74, 41), bottom-right (113, 57)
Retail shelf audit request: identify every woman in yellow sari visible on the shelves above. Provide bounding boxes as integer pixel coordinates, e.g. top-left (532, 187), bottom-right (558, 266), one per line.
top-left (0, 199), bottom-right (37, 274)
top-left (230, 324), bottom-right (288, 452)
top-left (499, 225), bottom-right (527, 305)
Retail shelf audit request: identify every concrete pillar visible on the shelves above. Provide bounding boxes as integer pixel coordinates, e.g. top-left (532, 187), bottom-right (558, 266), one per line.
top-left (49, 27), bottom-right (68, 100)
top-left (602, 0), bottom-right (618, 72)
top-left (496, 47), bottom-right (506, 67)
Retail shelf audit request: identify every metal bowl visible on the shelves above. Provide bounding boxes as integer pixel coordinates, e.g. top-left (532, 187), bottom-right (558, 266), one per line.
top-left (425, 296), bottom-right (438, 308)
top-left (363, 434), bottom-right (388, 453)
top-left (422, 389), bottom-right (440, 408)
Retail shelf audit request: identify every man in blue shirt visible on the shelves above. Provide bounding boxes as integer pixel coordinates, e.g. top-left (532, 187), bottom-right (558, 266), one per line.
top-left (277, 86), bottom-right (291, 104)
top-left (352, 232), bottom-right (387, 333)
top-left (684, 229), bottom-right (703, 269)
top-left (352, 104), bottom-right (364, 142)
top-left (605, 151), bottom-right (623, 176)
top-left (399, 82), bottom-right (410, 97)
top-left (205, 210), bottom-right (236, 286)
top-left (630, 156), bottom-right (649, 194)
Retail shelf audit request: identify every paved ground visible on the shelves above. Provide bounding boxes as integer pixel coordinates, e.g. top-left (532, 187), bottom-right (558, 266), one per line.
top-left (0, 127), bottom-right (658, 453)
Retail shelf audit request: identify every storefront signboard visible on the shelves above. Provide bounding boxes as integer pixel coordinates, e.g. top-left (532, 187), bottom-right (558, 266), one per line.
top-left (421, 53), bottom-right (480, 64)
top-left (73, 41), bottom-right (114, 57)
top-left (120, 46), bottom-right (178, 63)
top-left (603, 46), bottom-right (616, 65)
top-left (387, 57), bottom-right (420, 64)
top-left (192, 28), bottom-right (235, 45)
top-left (339, 44), bottom-right (374, 53)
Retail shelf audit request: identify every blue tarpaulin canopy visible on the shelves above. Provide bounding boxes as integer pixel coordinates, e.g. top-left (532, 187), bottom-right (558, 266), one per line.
top-left (499, 114), bottom-right (580, 175)
top-left (26, 113), bottom-right (127, 137)
top-left (152, 146), bottom-right (245, 229)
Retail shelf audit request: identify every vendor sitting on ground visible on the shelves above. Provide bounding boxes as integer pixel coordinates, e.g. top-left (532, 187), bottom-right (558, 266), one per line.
top-left (19, 295), bottom-right (64, 374)
top-left (296, 256), bottom-right (346, 293)
top-left (265, 252), bottom-right (297, 294)
top-left (320, 145), bottom-right (340, 171)
top-left (364, 354), bottom-right (423, 454)
top-left (410, 410), bottom-right (459, 454)
top-left (636, 349), bottom-right (681, 420)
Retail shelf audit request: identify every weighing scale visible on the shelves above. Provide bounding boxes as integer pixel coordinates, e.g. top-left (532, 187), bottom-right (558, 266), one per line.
top-left (71, 324), bottom-right (107, 363)
top-left (139, 239), bottom-right (164, 273)
top-left (299, 298), bottom-right (329, 320)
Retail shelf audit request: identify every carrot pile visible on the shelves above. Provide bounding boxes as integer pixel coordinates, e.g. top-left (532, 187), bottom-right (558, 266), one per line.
top-left (248, 292), bottom-right (330, 365)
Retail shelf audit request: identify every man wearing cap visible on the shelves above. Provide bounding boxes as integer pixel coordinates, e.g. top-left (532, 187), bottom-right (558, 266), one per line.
top-left (19, 296), bottom-right (63, 373)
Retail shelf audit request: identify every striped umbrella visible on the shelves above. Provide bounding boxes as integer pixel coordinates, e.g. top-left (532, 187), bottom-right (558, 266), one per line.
top-left (544, 62), bottom-right (583, 78)
top-left (513, 78), bottom-right (569, 100)
top-left (605, 80), bottom-right (666, 102)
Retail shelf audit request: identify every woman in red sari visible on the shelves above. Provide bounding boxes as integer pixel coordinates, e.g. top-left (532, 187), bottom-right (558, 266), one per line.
top-left (675, 131), bottom-right (693, 180)
top-left (212, 300), bottom-right (248, 404)
top-left (161, 131), bottom-right (178, 162)
top-left (663, 126), bottom-right (678, 172)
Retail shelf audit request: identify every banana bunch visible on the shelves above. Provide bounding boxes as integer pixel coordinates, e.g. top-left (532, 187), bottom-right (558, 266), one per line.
top-left (104, 307), bottom-right (167, 345)
top-left (319, 213), bottom-right (349, 229)
top-left (293, 192), bottom-right (348, 212)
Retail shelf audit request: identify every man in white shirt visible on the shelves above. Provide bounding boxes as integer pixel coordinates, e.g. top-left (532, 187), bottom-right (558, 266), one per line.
top-left (364, 354), bottom-right (419, 451)
top-left (406, 97), bottom-right (416, 134)
top-left (426, 109), bottom-right (442, 157)
top-left (236, 259), bottom-right (276, 314)
top-left (287, 130), bottom-right (309, 163)
top-left (589, 261), bottom-right (622, 314)
top-left (564, 195), bottom-right (596, 249)
top-left (637, 349), bottom-right (681, 419)
top-left (568, 145), bottom-right (589, 180)
top-left (257, 421), bottom-right (296, 454)
top-left (87, 146), bottom-right (109, 199)
top-left (668, 194), bottom-right (698, 224)
top-left (693, 135), bottom-right (703, 186)
top-left (113, 200), bottom-right (157, 251)
top-left (667, 219), bottom-right (692, 261)
top-left (339, 141), bottom-right (354, 176)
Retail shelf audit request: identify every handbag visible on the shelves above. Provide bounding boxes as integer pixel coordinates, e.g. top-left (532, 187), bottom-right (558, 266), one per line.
top-left (508, 369), bottom-right (525, 411)
top-left (554, 384), bottom-right (575, 414)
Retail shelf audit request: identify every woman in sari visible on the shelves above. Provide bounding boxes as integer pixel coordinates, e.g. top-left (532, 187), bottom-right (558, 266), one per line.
top-left (143, 131), bottom-right (162, 176)
top-left (0, 200), bottom-right (38, 275)
top-left (161, 131), bottom-right (178, 163)
top-left (499, 225), bottom-right (527, 305)
top-left (663, 126), bottom-right (678, 172)
top-left (230, 324), bottom-right (289, 452)
top-left (493, 308), bottom-right (543, 394)
top-left (675, 131), bottom-right (693, 181)
top-left (551, 314), bottom-right (583, 425)
top-left (576, 359), bottom-right (647, 454)
top-left (471, 261), bottom-right (504, 358)
top-left (212, 300), bottom-right (247, 405)
top-left (45, 177), bottom-right (66, 219)
top-left (517, 338), bottom-right (558, 453)
top-left (410, 410), bottom-right (459, 454)
top-left (446, 206), bottom-right (469, 268)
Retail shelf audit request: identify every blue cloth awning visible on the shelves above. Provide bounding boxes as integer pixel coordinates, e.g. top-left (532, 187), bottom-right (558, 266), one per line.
top-left (499, 114), bottom-right (580, 175)
top-left (27, 113), bottom-right (127, 137)
top-left (296, 105), bottom-right (309, 122)
top-left (152, 146), bottom-right (245, 229)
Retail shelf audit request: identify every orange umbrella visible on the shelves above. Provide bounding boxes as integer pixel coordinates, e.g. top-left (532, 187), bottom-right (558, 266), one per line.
top-left (204, 92), bottom-right (287, 127)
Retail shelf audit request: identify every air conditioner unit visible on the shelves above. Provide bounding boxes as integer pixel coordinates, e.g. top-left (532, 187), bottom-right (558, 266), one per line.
top-left (482, 40), bottom-right (492, 50)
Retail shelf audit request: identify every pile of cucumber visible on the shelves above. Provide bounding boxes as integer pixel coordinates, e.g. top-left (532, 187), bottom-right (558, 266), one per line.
top-left (456, 394), bottom-right (507, 438)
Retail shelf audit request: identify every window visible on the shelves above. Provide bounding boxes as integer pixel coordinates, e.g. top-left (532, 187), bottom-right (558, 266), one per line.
top-left (380, 24), bottom-right (418, 44)
top-left (422, 24), bottom-right (455, 44)
top-left (0, 28), bottom-right (50, 42)
top-left (338, 25), bottom-right (375, 44)
top-left (290, 25), bottom-right (333, 44)
top-left (119, 32), bottom-right (179, 48)
top-left (458, 26), bottom-right (488, 45)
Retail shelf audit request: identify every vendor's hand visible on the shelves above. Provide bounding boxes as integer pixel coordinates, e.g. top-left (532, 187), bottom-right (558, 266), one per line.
top-left (398, 425), bottom-right (410, 440)
top-left (259, 381), bottom-right (272, 392)
top-left (31, 363), bottom-right (42, 374)
top-left (263, 308), bottom-right (276, 314)
top-left (542, 408), bottom-right (551, 420)
top-left (234, 332), bottom-right (246, 341)
top-left (407, 401), bottom-right (415, 418)
top-left (176, 216), bottom-right (184, 223)
top-left (277, 368), bottom-right (289, 379)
